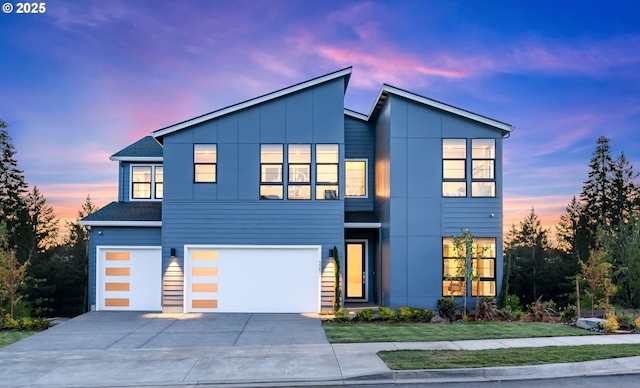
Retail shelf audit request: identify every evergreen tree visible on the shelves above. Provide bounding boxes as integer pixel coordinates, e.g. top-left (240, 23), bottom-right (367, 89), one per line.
top-left (556, 196), bottom-right (583, 258)
top-left (25, 186), bottom-right (59, 258)
top-left (0, 120), bottom-right (29, 259)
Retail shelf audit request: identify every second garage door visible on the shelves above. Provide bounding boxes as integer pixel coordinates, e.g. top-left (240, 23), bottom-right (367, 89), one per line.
top-left (184, 245), bottom-right (321, 313)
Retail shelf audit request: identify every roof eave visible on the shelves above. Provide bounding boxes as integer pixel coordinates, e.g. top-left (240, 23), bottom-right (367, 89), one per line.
top-left (344, 108), bottom-right (369, 121)
top-left (78, 220), bottom-right (162, 227)
top-left (109, 157), bottom-right (164, 162)
top-left (153, 67), bottom-right (353, 139)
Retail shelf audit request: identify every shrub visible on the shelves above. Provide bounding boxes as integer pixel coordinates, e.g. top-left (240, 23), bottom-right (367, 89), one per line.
top-left (333, 308), bottom-right (351, 322)
top-left (415, 308), bottom-right (434, 322)
top-left (437, 298), bottom-right (456, 322)
top-left (378, 307), bottom-right (397, 321)
top-left (603, 314), bottom-right (619, 332)
top-left (503, 294), bottom-right (521, 310)
top-left (397, 306), bottom-right (414, 322)
top-left (21, 317), bottom-right (50, 331)
top-left (3, 317), bottom-right (19, 330)
top-left (560, 305), bottom-right (578, 323)
top-left (355, 309), bottom-right (375, 322)
top-left (477, 297), bottom-right (499, 321)
top-left (635, 316), bottom-right (640, 331)
top-left (512, 309), bottom-right (526, 320)
top-left (528, 296), bottom-right (556, 322)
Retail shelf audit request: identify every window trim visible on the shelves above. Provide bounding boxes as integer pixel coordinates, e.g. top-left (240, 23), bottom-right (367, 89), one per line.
top-left (315, 144), bottom-right (339, 200)
top-left (194, 144), bottom-right (217, 183)
top-left (442, 138), bottom-right (467, 198)
top-left (129, 164), bottom-right (163, 201)
top-left (441, 237), bottom-right (496, 298)
top-left (471, 138), bottom-right (496, 198)
top-left (345, 158), bottom-right (368, 198)
top-left (260, 144), bottom-right (284, 200)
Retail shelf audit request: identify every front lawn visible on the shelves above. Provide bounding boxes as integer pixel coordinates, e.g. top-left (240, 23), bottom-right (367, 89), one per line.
top-left (379, 344), bottom-right (640, 369)
top-left (323, 321), bottom-right (598, 343)
top-left (0, 331), bottom-right (35, 348)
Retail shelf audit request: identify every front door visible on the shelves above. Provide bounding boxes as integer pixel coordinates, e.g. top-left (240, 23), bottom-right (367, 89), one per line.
top-left (345, 241), bottom-right (366, 301)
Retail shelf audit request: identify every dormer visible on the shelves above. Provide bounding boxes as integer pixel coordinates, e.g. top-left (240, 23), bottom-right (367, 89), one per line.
top-left (110, 136), bottom-right (164, 202)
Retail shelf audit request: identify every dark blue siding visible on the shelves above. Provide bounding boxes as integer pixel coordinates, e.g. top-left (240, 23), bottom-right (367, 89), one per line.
top-left (344, 116), bottom-right (375, 212)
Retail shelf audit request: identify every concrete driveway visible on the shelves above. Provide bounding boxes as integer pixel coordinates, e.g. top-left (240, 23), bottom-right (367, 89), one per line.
top-left (3, 311), bottom-right (329, 352)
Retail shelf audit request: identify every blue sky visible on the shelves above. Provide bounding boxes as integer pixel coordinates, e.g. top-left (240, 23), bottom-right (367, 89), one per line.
top-left (1, 0), bottom-right (639, 231)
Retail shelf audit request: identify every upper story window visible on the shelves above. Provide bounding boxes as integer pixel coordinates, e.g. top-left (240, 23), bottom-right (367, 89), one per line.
top-left (260, 144), bottom-right (283, 199)
top-left (194, 144), bottom-right (217, 183)
top-left (316, 144), bottom-right (339, 200)
top-left (472, 139), bottom-right (496, 197)
top-left (131, 165), bottom-right (163, 200)
top-left (442, 139), bottom-right (466, 197)
top-left (288, 144), bottom-right (311, 200)
top-left (345, 159), bottom-right (367, 197)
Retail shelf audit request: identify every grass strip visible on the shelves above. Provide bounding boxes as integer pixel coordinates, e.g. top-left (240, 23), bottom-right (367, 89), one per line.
top-left (378, 344), bottom-right (640, 370)
top-left (0, 331), bottom-right (35, 348)
top-left (323, 321), bottom-right (598, 343)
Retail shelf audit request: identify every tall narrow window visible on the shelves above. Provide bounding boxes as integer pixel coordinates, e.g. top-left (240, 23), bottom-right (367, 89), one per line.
top-left (132, 166), bottom-right (152, 199)
top-left (472, 139), bottom-right (496, 197)
top-left (288, 144), bottom-right (310, 200)
top-left (345, 159), bottom-right (367, 197)
top-left (194, 144), bottom-right (217, 183)
top-left (316, 144), bottom-right (339, 200)
top-left (442, 139), bottom-right (466, 197)
top-left (260, 144), bottom-right (283, 199)
top-left (155, 166), bottom-right (163, 199)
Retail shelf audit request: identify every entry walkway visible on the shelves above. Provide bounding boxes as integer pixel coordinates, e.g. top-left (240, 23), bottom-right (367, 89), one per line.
top-left (1, 312), bottom-right (640, 387)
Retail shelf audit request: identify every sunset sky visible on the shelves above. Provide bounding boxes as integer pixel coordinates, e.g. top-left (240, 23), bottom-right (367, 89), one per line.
top-left (1, 0), bottom-right (639, 235)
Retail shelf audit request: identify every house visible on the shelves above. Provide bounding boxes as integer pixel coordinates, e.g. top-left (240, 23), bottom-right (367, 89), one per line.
top-left (80, 67), bottom-right (514, 313)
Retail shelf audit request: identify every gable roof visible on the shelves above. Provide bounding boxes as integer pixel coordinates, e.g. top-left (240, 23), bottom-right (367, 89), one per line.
top-left (152, 67), bottom-right (353, 140)
top-left (79, 202), bottom-right (162, 226)
top-left (364, 84), bottom-right (514, 134)
top-left (110, 136), bottom-right (163, 162)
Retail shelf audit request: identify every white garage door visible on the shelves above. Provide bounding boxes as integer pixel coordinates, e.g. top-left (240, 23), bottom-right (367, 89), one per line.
top-left (184, 245), bottom-right (321, 313)
top-left (97, 246), bottom-right (162, 311)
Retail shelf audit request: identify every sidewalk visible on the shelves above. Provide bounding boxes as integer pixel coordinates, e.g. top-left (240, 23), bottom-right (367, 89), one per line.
top-left (2, 334), bottom-right (640, 387)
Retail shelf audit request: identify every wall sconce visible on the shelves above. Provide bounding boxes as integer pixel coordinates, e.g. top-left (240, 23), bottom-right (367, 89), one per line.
top-left (170, 248), bottom-right (176, 258)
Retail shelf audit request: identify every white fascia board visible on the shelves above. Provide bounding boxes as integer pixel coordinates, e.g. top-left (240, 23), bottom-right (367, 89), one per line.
top-left (79, 221), bottom-right (162, 227)
top-left (153, 67), bottom-right (353, 139)
top-left (109, 156), bottom-right (163, 162)
top-left (370, 85), bottom-right (515, 133)
top-left (344, 222), bottom-right (382, 228)
top-left (344, 109), bottom-right (369, 121)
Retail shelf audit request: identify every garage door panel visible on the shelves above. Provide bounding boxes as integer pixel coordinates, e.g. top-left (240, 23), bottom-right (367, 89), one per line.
top-left (185, 246), bottom-right (321, 313)
top-left (98, 247), bottom-right (162, 311)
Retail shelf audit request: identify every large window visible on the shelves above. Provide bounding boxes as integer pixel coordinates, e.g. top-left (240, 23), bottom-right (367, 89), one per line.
top-left (316, 144), bottom-right (339, 200)
top-left (442, 237), bottom-right (496, 297)
top-left (260, 144), bottom-right (283, 199)
top-left (442, 139), bottom-right (466, 197)
top-left (472, 139), bottom-right (496, 197)
top-left (194, 144), bottom-right (217, 183)
top-left (345, 159), bottom-right (367, 197)
top-left (288, 144), bottom-right (311, 200)
top-left (131, 165), bottom-right (163, 200)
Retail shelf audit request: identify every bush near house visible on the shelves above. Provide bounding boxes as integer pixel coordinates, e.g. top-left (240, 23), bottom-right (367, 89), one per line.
top-left (0, 316), bottom-right (50, 331)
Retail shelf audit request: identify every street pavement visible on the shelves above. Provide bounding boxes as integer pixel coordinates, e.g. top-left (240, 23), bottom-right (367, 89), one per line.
top-left (1, 311), bottom-right (640, 387)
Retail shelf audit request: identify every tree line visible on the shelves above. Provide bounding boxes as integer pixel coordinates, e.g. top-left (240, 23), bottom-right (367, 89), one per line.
top-left (505, 136), bottom-right (640, 312)
top-left (0, 120), bottom-right (96, 318)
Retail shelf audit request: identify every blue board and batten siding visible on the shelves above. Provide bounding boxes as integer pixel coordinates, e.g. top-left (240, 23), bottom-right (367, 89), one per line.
top-left (161, 78), bottom-right (346, 310)
top-left (375, 95), bottom-right (504, 308)
top-left (88, 227), bottom-right (161, 307)
top-left (344, 116), bottom-right (375, 212)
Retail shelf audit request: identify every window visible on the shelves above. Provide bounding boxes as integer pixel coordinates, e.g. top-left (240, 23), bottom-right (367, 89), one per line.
top-left (442, 139), bottom-right (466, 197)
top-left (345, 159), bottom-right (367, 197)
top-left (131, 165), bottom-right (163, 200)
top-left (472, 139), bottom-right (496, 197)
top-left (260, 144), bottom-right (283, 199)
top-left (194, 144), bottom-right (217, 183)
top-left (288, 144), bottom-right (311, 200)
top-left (442, 237), bottom-right (496, 297)
top-left (316, 144), bottom-right (339, 200)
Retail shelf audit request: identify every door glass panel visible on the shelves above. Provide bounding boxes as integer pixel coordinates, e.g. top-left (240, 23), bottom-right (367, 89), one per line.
top-left (346, 243), bottom-right (364, 298)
